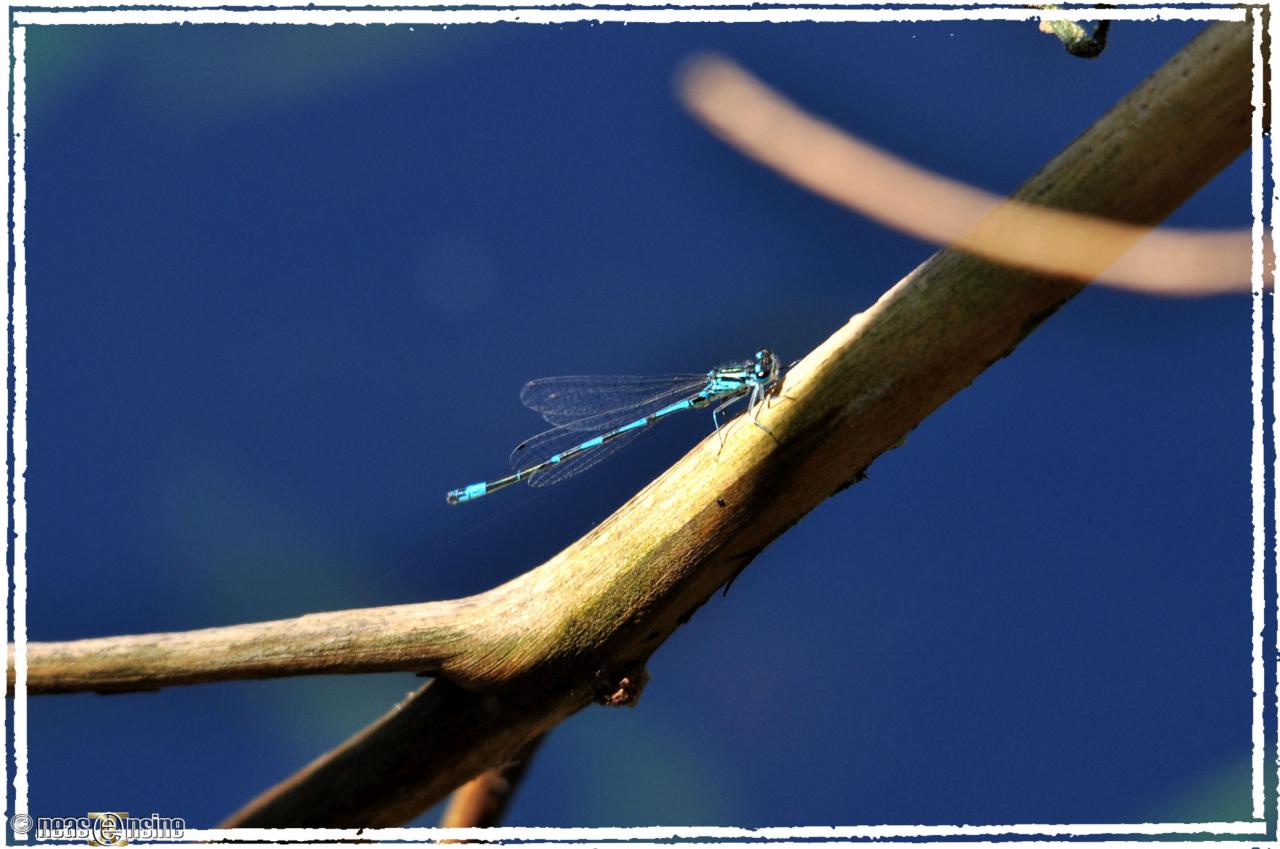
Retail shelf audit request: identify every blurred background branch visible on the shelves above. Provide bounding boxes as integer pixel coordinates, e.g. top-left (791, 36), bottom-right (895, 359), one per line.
top-left (679, 44), bottom-right (1253, 295)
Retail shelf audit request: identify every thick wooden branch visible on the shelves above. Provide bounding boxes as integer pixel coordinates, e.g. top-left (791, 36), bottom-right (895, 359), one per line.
top-left (13, 19), bottom-right (1252, 827)
top-left (227, 678), bottom-right (574, 827)
top-left (14, 601), bottom-right (473, 694)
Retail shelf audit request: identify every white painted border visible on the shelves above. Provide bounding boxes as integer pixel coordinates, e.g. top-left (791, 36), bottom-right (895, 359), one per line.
top-left (0, 0), bottom-right (1253, 8)
top-left (1249, 2), bottom-right (1267, 824)
top-left (104, 843), bottom-right (1280, 849)
top-left (1269, 0), bottom-right (1280, 839)
top-left (178, 820), bottom-right (1273, 842)
top-left (28, 840), bottom-right (1280, 849)
top-left (5, 2), bottom-right (1266, 845)
top-left (2, 0), bottom-right (11, 841)
top-left (11, 20), bottom-right (29, 845)
top-left (10, 6), bottom-right (1248, 25)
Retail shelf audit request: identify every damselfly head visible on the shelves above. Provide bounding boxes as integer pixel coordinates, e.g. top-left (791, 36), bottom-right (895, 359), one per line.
top-left (754, 348), bottom-right (780, 383)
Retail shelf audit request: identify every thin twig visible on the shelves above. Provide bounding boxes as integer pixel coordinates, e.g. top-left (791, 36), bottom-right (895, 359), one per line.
top-left (440, 734), bottom-right (545, 832)
top-left (1039, 8), bottom-right (1111, 58)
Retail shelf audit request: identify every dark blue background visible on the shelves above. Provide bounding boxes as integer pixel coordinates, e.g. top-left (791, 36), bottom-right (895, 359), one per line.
top-left (20, 18), bottom-right (1253, 828)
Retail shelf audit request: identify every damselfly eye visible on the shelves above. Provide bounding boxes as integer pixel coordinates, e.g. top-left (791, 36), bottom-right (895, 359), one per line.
top-left (755, 350), bottom-right (775, 376)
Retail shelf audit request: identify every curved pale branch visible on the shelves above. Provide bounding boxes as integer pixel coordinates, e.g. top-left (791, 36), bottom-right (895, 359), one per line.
top-left (679, 48), bottom-right (1251, 294)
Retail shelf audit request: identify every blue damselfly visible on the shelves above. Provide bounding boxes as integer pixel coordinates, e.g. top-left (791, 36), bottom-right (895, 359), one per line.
top-left (446, 349), bottom-right (783, 504)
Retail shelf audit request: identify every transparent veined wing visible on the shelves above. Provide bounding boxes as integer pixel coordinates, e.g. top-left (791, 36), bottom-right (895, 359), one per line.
top-left (509, 381), bottom-right (706, 485)
top-left (519, 374), bottom-right (705, 428)
top-left (525, 427), bottom-right (653, 488)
